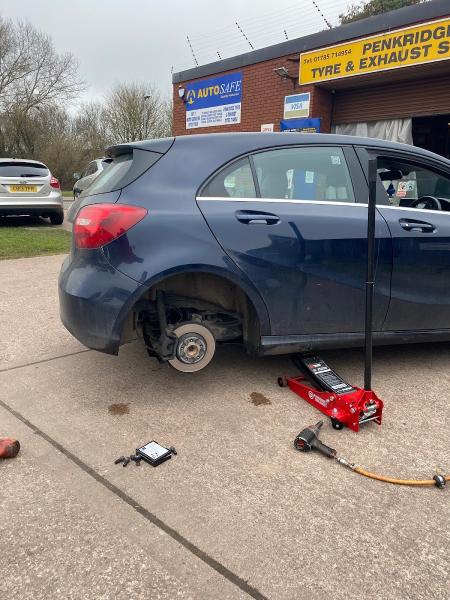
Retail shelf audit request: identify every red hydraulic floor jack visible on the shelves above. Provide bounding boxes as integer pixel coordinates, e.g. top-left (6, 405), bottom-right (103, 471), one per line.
top-left (278, 353), bottom-right (383, 432)
top-left (278, 158), bottom-right (384, 432)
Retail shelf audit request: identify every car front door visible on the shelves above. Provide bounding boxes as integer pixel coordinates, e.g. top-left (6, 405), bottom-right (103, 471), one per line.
top-left (197, 145), bottom-right (392, 336)
top-left (357, 148), bottom-right (450, 332)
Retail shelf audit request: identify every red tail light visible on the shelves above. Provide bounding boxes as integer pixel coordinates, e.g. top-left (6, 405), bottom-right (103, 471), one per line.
top-left (50, 176), bottom-right (60, 189)
top-left (74, 204), bottom-right (147, 249)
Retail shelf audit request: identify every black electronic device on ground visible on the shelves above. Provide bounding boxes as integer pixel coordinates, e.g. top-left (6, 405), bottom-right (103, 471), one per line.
top-left (136, 440), bottom-right (173, 467)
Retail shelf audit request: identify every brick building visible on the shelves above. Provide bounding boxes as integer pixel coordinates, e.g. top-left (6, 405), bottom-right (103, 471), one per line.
top-left (172, 0), bottom-right (450, 157)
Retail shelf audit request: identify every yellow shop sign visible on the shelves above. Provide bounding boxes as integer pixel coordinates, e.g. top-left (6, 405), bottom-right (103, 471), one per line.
top-left (299, 18), bottom-right (450, 84)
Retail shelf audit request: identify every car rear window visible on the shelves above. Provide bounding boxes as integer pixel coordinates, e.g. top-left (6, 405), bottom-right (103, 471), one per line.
top-left (82, 149), bottom-right (161, 197)
top-left (0, 161), bottom-right (49, 177)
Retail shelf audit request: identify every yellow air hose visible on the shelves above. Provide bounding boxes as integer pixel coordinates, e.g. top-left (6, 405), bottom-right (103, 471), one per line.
top-left (336, 457), bottom-right (449, 488)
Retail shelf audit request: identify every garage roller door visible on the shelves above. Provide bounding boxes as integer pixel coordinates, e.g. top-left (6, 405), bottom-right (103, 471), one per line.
top-left (332, 75), bottom-right (450, 124)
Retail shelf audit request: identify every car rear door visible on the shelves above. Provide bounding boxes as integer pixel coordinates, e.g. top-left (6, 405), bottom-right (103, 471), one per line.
top-left (357, 147), bottom-right (450, 331)
top-left (197, 144), bottom-right (392, 336)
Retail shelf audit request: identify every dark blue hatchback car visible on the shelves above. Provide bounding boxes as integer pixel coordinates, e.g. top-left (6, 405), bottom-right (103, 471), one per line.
top-left (59, 133), bottom-right (450, 371)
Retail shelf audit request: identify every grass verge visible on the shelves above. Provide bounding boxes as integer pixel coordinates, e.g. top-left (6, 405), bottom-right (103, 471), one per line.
top-left (0, 227), bottom-right (72, 260)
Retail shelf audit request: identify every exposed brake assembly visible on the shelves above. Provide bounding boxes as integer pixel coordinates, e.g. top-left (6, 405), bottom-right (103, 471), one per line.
top-left (278, 353), bottom-right (383, 432)
top-left (294, 421), bottom-right (448, 489)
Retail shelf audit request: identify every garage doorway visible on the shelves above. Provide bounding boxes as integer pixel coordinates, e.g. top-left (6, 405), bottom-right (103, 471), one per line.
top-left (412, 115), bottom-right (450, 159)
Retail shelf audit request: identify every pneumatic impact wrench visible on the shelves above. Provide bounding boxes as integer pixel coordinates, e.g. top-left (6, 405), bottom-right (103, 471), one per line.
top-left (293, 420), bottom-right (447, 488)
top-left (294, 421), bottom-right (336, 458)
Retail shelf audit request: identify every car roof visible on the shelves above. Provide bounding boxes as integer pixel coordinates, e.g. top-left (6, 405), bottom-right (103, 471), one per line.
top-left (178, 132), bottom-right (450, 163)
top-left (125, 132), bottom-right (449, 167)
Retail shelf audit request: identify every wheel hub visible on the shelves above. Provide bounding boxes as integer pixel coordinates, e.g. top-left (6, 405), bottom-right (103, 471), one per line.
top-left (168, 322), bottom-right (216, 372)
top-left (176, 333), bottom-right (207, 364)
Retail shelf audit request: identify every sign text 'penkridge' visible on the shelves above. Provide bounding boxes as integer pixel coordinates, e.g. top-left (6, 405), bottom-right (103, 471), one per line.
top-left (299, 18), bottom-right (450, 84)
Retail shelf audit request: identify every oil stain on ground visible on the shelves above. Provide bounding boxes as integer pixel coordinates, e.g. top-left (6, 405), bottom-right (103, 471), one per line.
top-left (250, 392), bottom-right (271, 406)
top-left (108, 403), bottom-right (130, 415)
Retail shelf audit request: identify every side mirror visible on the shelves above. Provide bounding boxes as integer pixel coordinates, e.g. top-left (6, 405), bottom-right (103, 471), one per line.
top-left (73, 172), bottom-right (80, 180)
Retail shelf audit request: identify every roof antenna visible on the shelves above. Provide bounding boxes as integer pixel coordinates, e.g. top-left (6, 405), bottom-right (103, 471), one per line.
top-left (310, 0), bottom-right (332, 29)
top-left (186, 35), bottom-right (199, 66)
top-left (235, 21), bottom-right (254, 49)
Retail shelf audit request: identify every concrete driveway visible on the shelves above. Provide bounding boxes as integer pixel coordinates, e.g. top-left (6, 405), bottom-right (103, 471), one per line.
top-left (0, 254), bottom-right (448, 600)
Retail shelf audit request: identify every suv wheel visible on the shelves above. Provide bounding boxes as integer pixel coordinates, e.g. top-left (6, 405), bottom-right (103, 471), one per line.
top-left (50, 212), bottom-right (64, 225)
top-left (168, 322), bottom-right (216, 372)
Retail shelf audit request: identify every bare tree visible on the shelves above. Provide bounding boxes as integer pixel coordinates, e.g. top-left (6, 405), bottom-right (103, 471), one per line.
top-left (339, 0), bottom-right (422, 24)
top-left (156, 97), bottom-right (173, 138)
top-left (72, 100), bottom-right (110, 157)
top-left (103, 82), bottom-right (171, 143)
top-left (0, 17), bottom-right (84, 112)
top-left (0, 16), bottom-right (31, 101)
top-left (0, 15), bottom-right (172, 189)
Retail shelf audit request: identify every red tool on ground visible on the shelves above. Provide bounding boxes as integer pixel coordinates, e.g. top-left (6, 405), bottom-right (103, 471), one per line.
top-left (0, 438), bottom-right (20, 459)
top-left (279, 158), bottom-right (384, 432)
top-left (278, 354), bottom-right (383, 432)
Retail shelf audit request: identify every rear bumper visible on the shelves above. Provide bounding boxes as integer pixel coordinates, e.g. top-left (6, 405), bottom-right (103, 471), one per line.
top-left (58, 250), bottom-right (144, 354)
top-left (0, 198), bottom-right (63, 215)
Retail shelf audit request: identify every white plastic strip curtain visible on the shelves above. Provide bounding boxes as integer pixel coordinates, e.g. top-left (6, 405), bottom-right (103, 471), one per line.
top-left (332, 118), bottom-right (413, 145)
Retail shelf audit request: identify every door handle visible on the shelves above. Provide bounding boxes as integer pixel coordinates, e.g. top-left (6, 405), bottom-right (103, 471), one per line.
top-left (235, 210), bottom-right (280, 225)
top-left (399, 219), bottom-right (435, 233)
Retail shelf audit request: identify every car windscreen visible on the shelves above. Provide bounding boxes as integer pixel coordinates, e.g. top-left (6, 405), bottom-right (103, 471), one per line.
top-left (82, 149), bottom-right (162, 197)
top-left (0, 162), bottom-right (49, 177)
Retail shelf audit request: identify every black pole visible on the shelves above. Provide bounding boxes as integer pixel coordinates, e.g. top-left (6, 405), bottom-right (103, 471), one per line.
top-left (364, 158), bottom-right (377, 391)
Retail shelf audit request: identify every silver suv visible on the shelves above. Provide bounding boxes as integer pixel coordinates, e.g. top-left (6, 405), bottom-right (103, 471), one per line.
top-left (73, 158), bottom-right (112, 198)
top-left (0, 158), bottom-right (64, 224)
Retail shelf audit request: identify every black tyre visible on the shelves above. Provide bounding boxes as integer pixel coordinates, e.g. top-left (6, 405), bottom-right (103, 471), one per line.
top-left (50, 212), bottom-right (64, 225)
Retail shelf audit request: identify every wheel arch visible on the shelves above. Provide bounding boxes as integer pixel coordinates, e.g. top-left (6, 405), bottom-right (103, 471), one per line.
top-left (118, 264), bottom-right (271, 352)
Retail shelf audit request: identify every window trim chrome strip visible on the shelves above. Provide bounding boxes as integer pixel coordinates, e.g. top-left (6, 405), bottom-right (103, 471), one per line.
top-left (196, 197), bottom-right (448, 215)
top-left (196, 196), bottom-right (368, 207)
top-left (377, 204), bottom-right (447, 215)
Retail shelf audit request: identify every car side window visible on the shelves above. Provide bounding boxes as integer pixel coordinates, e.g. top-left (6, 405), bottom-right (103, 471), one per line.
top-left (375, 155), bottom-right (450, 210)
top-left (87, 162), bottom-right (98, 176)
top-left (200, 157), bottom-right (256, 199)
top-left (252, 147), bottom-right (355, 202)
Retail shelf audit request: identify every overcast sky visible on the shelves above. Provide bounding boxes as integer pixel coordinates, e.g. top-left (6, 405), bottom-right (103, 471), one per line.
top-left (1, 0), bottom-right (351, 108)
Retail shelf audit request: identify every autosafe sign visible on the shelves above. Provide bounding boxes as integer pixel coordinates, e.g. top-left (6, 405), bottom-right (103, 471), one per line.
top-left (185, 72), bottom-right (242, 129)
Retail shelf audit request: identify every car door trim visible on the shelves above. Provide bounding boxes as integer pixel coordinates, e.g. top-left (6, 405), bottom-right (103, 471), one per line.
top-left (259, 329), bottom-right (450, 355)
top-left (378, 204), bottom-right (444, 216)
top-left (196, 196), bottom-right (368, 207)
